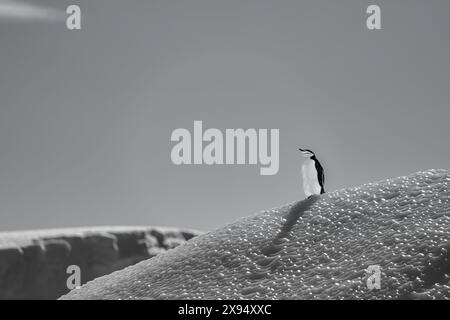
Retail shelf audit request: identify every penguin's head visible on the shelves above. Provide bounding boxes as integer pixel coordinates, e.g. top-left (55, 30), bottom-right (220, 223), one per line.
top-left (299, 148), bottom-right (315, 158)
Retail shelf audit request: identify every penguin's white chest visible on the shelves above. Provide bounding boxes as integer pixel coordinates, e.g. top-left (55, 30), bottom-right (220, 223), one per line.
top-left (301, 159), bottom-right (321, 197)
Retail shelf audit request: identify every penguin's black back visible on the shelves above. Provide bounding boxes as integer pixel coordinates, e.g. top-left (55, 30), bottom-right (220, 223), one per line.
top-left (311, 155), bottom-right (325, 194)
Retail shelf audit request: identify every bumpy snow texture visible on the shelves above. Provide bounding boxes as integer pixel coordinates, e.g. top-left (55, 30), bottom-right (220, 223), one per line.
top-left (62, 169), bottom-right (450, 300)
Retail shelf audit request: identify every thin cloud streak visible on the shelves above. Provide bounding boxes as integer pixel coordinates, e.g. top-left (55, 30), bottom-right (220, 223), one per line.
top-left (0, 0), bottom-right (64, 21)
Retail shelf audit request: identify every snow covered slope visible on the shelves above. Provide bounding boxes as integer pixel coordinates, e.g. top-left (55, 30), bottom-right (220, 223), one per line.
top-left (61, 169), bottom-right (450, 300)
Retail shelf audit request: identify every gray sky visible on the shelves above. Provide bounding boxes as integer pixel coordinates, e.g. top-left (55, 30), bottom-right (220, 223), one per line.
top-left (0, 0), bottom-right (449, 232)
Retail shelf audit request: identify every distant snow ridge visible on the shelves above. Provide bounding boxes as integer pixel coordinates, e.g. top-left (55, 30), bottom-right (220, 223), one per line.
top-left (61, 169), bottom-right (450, 300)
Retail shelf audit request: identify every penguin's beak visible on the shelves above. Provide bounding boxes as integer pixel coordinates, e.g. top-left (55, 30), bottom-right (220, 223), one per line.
top-left (299, 148), bottom-right (312, 158)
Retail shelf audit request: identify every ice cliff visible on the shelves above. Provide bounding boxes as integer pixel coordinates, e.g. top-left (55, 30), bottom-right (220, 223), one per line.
top-left (0, 226), bottom-right (200, 299)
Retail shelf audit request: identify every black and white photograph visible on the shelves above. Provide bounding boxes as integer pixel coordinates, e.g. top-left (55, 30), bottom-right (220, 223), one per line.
top-left (0, 0), bottom-right (449, 304)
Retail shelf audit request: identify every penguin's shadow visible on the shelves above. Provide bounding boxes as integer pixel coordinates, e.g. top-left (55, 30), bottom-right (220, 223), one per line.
top-left (260, 195), bottom-right (319, 256)
top-left (277, 195), bottom-right (319, 240)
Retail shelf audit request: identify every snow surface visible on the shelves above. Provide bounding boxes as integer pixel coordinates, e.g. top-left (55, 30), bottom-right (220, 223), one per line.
top-left (61, 169), bottom-right (450, 300)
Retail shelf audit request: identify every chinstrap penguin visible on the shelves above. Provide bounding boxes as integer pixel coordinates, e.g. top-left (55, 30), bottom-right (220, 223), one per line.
top-left (299, 148), bottom-right (325, 198)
